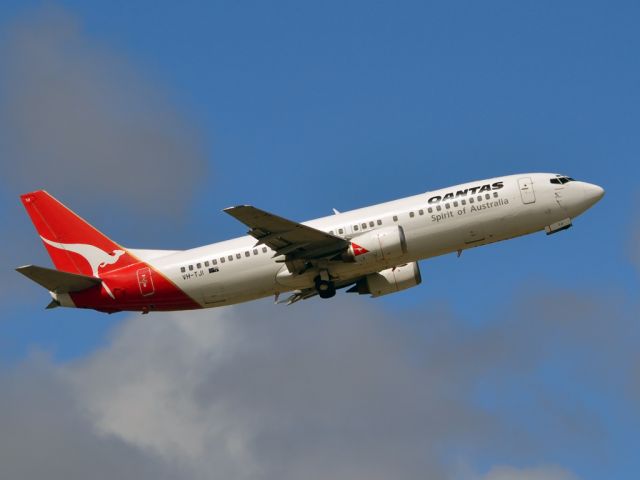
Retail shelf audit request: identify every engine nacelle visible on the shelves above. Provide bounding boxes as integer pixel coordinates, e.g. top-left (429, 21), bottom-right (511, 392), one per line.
top-left (350, 262), bottom-right (422, 297)
top-left (343, 226), bottom-right (407, 263)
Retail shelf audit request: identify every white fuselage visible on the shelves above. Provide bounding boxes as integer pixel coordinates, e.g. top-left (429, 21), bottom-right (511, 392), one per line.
top-left (137, 173), bottom-right (603, 307)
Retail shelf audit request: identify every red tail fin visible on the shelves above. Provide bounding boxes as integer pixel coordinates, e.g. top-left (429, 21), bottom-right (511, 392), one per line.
top-left (20, 191), bottom-right (137, 277)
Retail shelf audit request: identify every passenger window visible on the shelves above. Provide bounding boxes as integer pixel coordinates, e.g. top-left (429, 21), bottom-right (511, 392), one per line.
top-left (485, 194), bottom-right (490, 200)
top-left (212, 259), bottom-right (217, 265)
top-left (361, 223), bottom-right (367, 229)
top-left (493, 192), bottom-right (498, 198)
top-left (228, 255), bottom-right (233, 261)
top-left (436, 205), bottom-right (442, 211)
top-left (253, 249), bottom-right (258, 255)
top-left (377, 219), bottom-right (382, 225)
top-left (338, 228), bottom-right (344, 234)
top-left (262, 247), bottom-right (267, 253)
top-left (469, 197), bottom-right (474, 204)
top-left (393, 215), bottom-right (398, 222)
top-left (236, 253), bottom-right (241, 259)
top-left (477, 196), bottom-right (482, 201)
top-left (220, 257), bottom-right (225, 263)
top-left (428, 207), bottom-right (433, 213)
top-left (461, 199), bottom-right (466, 205)
top-left (409, 211), bottom-right (415, 218)
top-left (453, 201), bottom-right (458, 208)
top-left (197, 263), bottom-right (201, 269)
top-left (189, 265), bottom-right (193, 271)
top-left (353, 225), bottom-right (359, 231)
top-left (205, 261), bottom-right (209, 267)
top-left (369, 221), bottom-right (374, 227)
top-left (419, 209), bottom-right (424, 215)
top-left (245, 251), bottom-right (250, 257)
top-left (180, 267), bottom-right (186, 273)
top-left (329, 230), bottom-right (334, 235)
top-left (446, 203), bottom-right (452, 209)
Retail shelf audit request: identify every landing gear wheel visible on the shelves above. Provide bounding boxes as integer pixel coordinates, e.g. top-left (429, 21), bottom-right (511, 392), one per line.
top-left (315, 276), bottom-right (336, 299)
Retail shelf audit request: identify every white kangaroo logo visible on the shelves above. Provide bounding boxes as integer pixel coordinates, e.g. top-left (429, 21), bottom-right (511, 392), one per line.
top-left (40, 236), bottom-right (125, 299)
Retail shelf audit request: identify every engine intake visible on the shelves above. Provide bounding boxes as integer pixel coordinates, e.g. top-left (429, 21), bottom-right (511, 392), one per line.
top-left (349, 262), bottom-right (422, 297)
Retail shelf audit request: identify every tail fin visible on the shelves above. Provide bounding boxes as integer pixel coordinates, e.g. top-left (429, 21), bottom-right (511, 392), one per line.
top-left (20, 191), bottom-right (137, 277)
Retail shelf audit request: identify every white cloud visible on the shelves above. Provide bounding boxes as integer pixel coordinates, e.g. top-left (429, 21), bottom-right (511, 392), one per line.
top-left (68, 311), bottom-right (236, 461)
top-left (65, 301), bottom-right (464, 479)
top-left (2, 290), bottom-right (637, 479)
top-left (481, 465), bottom-right (579, 480)
top-left (0, 355), bottom-right (181, 480)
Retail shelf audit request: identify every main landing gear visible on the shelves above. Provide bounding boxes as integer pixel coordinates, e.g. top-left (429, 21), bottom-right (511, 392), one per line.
top-left (314, 271), bottom-right (336, 299)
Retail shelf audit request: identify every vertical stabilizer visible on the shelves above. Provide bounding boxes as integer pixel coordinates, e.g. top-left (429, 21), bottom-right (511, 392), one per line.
top-left (20, 191), bottom-right (137, 278)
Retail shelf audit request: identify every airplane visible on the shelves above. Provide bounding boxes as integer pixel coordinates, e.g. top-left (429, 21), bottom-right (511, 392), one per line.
top-left (16, 173), bottom-right (604, 313)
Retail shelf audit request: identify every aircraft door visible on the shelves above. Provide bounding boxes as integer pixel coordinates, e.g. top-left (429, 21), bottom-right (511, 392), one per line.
top-left (518, 177), bottom-right (536, 204)
top-left (136, 267), bottom-right (155, 297)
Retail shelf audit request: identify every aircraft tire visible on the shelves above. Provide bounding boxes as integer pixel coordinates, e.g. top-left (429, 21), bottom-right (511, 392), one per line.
top-left (315, 277), bottom-right (336, 299)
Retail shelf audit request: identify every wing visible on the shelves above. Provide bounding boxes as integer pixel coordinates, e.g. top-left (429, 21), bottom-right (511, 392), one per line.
top-left (224, 205), bottom-right (349, 260)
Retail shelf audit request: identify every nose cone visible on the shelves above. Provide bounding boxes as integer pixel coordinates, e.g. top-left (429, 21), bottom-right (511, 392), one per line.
top-left (582, 183), bottom-right (605, 206)
top-left (558, 181), bottom-right (604, 218)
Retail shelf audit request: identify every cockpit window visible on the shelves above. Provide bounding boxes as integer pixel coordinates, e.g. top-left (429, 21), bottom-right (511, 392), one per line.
top-left (550, 175), bottom-right (575, 185)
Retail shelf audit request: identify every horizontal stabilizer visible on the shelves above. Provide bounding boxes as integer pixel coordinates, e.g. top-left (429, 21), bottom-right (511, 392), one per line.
top-left (16, 265), bottom-right (102, 293)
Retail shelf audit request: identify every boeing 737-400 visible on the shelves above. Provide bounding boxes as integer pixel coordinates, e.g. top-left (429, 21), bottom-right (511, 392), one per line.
top-left (17, 173), bottom-right (604, 313)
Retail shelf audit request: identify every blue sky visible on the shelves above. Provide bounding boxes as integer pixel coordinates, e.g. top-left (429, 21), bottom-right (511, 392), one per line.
top-left (0, 2), bottom-right (638, 480)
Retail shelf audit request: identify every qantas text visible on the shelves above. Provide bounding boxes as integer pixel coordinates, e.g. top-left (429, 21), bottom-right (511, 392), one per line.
top-left (427, 181), bottom-right (504, 204)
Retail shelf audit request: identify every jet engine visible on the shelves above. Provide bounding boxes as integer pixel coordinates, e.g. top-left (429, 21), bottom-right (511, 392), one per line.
top-left (348, 262), bottom-right (422, 297)
top-left (343, 226), bottom-right (407, 263)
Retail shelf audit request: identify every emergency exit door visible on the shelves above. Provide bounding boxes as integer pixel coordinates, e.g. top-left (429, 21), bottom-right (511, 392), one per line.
top-left (518, 177), bottom-right (536, 204)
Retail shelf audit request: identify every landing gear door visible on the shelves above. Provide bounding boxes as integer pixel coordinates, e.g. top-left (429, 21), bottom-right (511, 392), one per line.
top-left (518, 177), bottom-right (536, 204)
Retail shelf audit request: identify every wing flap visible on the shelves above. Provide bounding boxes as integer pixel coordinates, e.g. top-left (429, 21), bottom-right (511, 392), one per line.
top-left (278, 288), bottom-right (318, 305)
top-left (224, 205), bottom-right (349, 260)
top-left (16, 265), bottom-right (102, 293)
